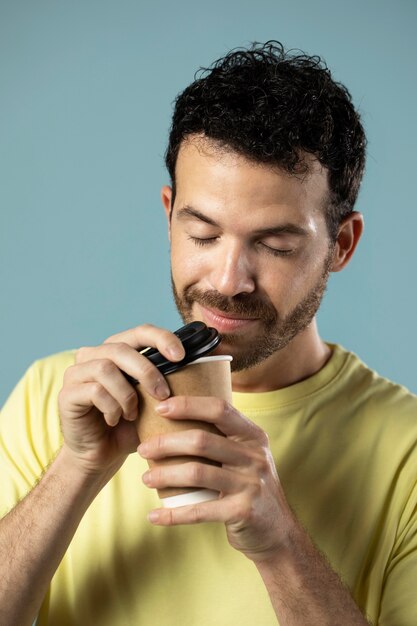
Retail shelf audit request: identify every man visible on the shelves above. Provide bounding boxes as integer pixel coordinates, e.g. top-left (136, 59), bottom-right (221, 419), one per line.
top-left (0, 41), bottom-right (416, 626)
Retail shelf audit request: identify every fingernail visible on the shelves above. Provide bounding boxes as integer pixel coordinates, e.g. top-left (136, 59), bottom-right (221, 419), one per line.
top-left (168, 345), bottom-right (184, 360)
top-left (155, 401), bottom-right (170, 415)
top-left (155, 381), bottom-right (170, 400)
top-left (148, 511), bottom-right (160, 523)
top-left (142, 471), bottom-right (152, 485)
top-left (138, 442), bottom-right (149, 457)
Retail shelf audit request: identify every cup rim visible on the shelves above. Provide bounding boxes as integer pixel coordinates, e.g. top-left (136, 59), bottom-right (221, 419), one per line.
top-left (189, 355), bottom-right (233, 365)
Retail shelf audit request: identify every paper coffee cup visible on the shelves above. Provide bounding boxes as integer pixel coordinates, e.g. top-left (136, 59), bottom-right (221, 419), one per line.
top-left (136, 355), bottom-right (232, 507)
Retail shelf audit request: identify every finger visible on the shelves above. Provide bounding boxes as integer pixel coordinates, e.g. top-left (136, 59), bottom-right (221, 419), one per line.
top-left (142, 461), bottom-right (243, 494)
top-left (138, 429), bottom-right (247, 466)
top-left (103, 323), bottom-right (185, 361)
top-left (64, 360), bottom-right (139, 421)
top-left (146, 495), bottom-right (244, 526)
top-left (61, 382), bottom-right (124, 427)
top-left (74, 343), bottom-right (171, 400)
top-left (155, 396), bottom-right (267, 441)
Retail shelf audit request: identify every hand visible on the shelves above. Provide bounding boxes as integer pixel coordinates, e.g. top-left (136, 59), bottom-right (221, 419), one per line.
top-left (58, 324), bottom-right (185, 475)
top-left (138, 396), bottom-right (293, 563)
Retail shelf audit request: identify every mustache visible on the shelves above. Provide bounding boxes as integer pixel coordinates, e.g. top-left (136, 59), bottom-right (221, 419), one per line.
top-left (183, 287), bottom-right (278, 322)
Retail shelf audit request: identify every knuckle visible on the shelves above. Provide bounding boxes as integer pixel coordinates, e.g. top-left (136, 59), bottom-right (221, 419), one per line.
top-left (114, 341), bottom-right (130, 355)
top-left (166, 508), bottom-right (175, 525)
top-left (63, 365), bottom-right (76, 384)
top-left (247, 476), bottom-right (263, 499)
top-left (259, 429), bottom-right (270, 447)
top-left (123, 388), bottom-right (138, 410)
top-left (90, 382), bottom-right (107, 402)
top-left (249, 420), bottom-right (269, 444)
top-left (75, 346), bottom-right (90, 363)
top-left (252, 451), bottom-right (270, 476)
top-left (192, 430), bottom-right (209, 454)
top-left (237, 507), bottom-right (250, 523)
top-left (188, 462), bottom-right (204, 484)
top-left (253, 481), bottom-right (264, 500)
top-left (103, 332), bottom-right (123, 344)
top-left (191, 504), bottom-right (204, 523)
top-left (181, 395), bottom-right (191, 413)
top-left (224, 399), bottom-right (235, 419)
top-left (213, 397), bottom-right (228, 419)
top-left (57, 386), bottom-right (68, 407)
top-left (233, 497), bottom-right (253, 523)
top-left (139, 358), bottom-right (157, 379)
top-left (219, 398), bottom-right (229, 413)
top-left (96, 358), bottom-right (117, 377)
top-left (140, 323), bottom-right (156, 332)
top-left (135, 353), bottom-right (161, 382)
top-left (153, 466), bottom-right (164, 484)
top-left (155, 434), bottom-right (165, 453)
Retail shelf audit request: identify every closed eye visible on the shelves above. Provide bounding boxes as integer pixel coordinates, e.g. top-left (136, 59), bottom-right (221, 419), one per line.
top-left (259, 242), bottom-right (295, 257)
top-left (188, 235), bottom-right (294, 256)
top-left (187, 235), bottom-right (218, 246)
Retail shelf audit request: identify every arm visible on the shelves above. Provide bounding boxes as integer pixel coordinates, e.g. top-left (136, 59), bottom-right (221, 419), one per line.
top-left (0, 446), bottom-right (110, 626)
top-left (255, 520), bottom-right (371, 625)
top-left (138, 396), bottom-right (371, 626)
top-left (0, 325), bottom-right (185, 626)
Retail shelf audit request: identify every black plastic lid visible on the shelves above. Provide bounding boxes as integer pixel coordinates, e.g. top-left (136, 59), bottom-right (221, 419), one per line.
top-left (126, 321), bottom-right (221, 385)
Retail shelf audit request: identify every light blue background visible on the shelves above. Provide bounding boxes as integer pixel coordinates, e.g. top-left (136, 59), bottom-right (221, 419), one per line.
top-left (1, 0), bottom-right (416, 406)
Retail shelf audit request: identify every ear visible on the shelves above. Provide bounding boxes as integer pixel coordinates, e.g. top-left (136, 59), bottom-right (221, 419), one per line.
top-left (330, 211), bottom-right (364, 272)
top-left (161, 185), bottom-right (173, 240)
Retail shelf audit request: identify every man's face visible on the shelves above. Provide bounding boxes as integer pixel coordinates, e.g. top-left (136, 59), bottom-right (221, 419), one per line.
top-left (163, 136), bottom-right (335, 372)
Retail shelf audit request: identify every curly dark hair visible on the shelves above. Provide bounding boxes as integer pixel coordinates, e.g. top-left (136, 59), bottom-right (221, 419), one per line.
top-left (164, 41), bottom-right (367, 241)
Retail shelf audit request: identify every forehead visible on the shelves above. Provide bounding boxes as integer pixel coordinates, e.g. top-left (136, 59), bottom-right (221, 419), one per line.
top-left (174, 137), bottom-right (330, 223)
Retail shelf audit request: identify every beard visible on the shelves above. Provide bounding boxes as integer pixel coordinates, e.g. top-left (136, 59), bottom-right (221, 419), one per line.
top-left (171, 248), bottom-right (334, 372)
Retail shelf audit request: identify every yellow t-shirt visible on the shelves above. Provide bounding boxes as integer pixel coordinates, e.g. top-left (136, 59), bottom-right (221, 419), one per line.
top-left (1, 344), bottom-right (416, 626)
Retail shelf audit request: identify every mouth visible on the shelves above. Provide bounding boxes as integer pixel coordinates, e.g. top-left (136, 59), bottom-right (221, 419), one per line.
top-left (197, 304), bottom-right (259, 333)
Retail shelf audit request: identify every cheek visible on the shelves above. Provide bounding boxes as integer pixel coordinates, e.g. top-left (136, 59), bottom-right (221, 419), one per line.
top-left (290, 247), bottom-right (330, 295)
top-left (262, 270), bottom-right (302, 313)
top-left (171, 239), bottom-right (205, 286)
top-left (265, 250), bottom-right (326, 306)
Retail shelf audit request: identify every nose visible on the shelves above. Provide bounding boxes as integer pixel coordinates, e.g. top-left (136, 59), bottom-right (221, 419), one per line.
top-left (207, 240), bottom-right (256, 297)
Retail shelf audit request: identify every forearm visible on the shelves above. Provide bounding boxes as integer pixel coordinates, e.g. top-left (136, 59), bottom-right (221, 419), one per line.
top-left (255, 517), bottom-right (371, 626)
top-left (0, 445), bottom-right (111, 626)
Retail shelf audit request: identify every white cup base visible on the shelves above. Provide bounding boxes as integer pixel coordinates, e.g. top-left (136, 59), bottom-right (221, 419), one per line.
top-left (161, 489), bottom-right (219, 508)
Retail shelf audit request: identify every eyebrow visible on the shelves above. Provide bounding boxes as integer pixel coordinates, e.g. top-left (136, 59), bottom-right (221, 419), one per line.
top-left (176, 206), bottom-right (218, 227)
top-left (176, 205), bottom-right (309, 237)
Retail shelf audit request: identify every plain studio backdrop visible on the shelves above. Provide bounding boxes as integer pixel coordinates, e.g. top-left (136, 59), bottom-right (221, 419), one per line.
top-left (0, 0), bottom-right (416, 406)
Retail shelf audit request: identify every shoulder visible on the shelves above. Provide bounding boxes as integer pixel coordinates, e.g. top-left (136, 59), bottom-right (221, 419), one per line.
top-left (30, 349), bottom-right (77, 389)
top-left (32, 349), bottom-right (77, 375)
top-left (0, 350), bottom-right (78, 506)
top-left (327, 345), bottom-right (417, 469)
top-left (334, 345), bottom-right (417, 476)
top-left (1, 349), bottom-right (77, 437)
top-left (334, 344), bottom-right (417, 420)
top-left (330, 347), bottom-right (417, 525)
top-left (3, 350), bottom-right (76, 405)
top-left (11, 350), bottom-right (78, 409)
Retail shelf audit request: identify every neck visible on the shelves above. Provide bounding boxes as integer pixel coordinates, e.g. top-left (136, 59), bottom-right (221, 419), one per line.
top-left (231, 320), bottom-right (331, 393)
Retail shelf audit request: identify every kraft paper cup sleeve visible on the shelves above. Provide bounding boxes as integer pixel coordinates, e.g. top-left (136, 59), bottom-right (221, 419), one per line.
top-left (136, 356), bottom-right (232, 503)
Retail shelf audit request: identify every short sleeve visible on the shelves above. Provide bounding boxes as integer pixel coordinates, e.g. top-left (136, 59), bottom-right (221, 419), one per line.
top-left (0, 353), bottom-right (74, 517)
top-left (378, 480), bottom-right (417, 626)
